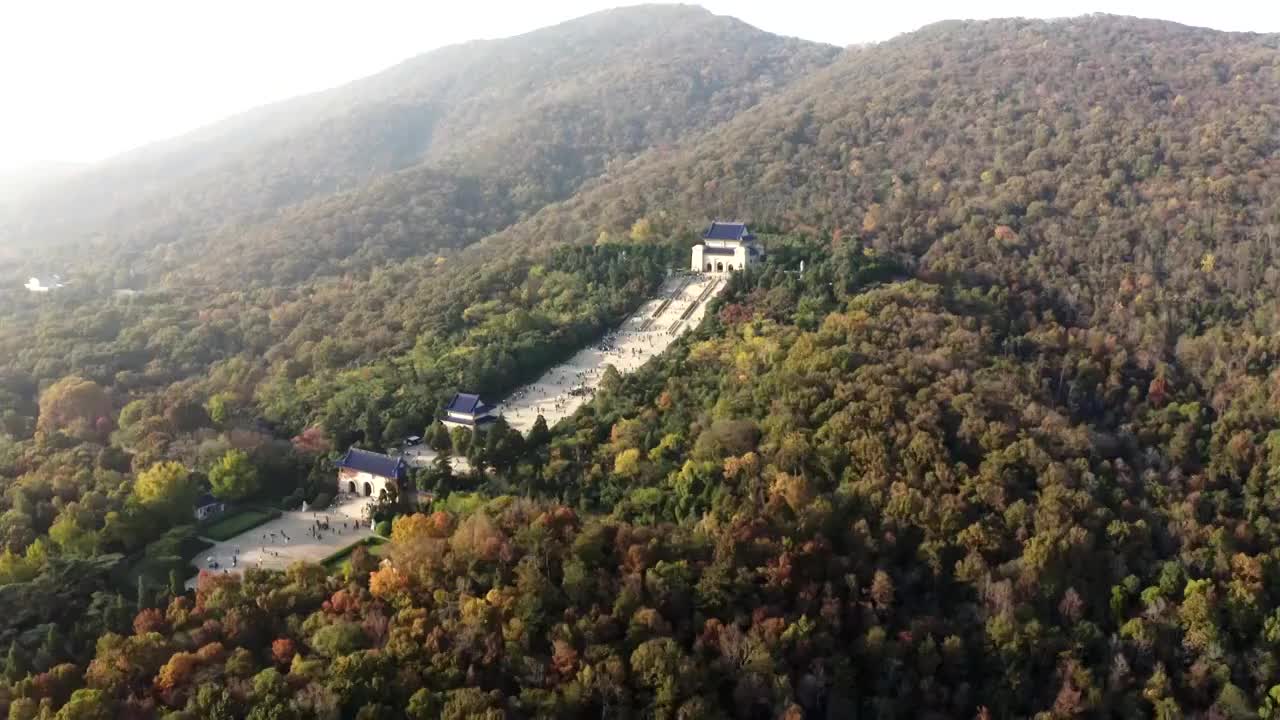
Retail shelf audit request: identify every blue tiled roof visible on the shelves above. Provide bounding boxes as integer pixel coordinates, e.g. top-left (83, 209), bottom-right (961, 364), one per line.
top-left (337, 448), bottom-right (407, 479)
top-left (194, 493), bottom-right (220, 508)
top-left (446, 392), bottom-right (488, 416)
top-left (703, 222), bottom-right (753, 241)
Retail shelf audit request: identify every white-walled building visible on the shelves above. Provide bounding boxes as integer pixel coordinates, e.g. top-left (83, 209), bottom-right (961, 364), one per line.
top-left (24, 275), bottom-right (66, 293)
top-left (691, 222), bottom-right (763, 273)
top-left (193, 494), bottom-right (226, 522)
top-left (336, 447), bottom-right (407, 498)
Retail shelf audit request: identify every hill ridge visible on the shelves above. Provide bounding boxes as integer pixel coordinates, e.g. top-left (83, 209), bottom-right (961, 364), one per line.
top-left (4, 4), bottom-right (838, 287)
top-left (465, 12), bottom-right (1280, 339)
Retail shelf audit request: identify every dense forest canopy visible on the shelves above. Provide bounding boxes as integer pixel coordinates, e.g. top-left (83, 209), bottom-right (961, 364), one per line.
top-left (0, 6), bottom-right (1278, 719)
top-left (483, 15), bottom-right (1280, 339)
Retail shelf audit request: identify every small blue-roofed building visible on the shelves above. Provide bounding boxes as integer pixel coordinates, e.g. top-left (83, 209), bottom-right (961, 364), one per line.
top-left (193, 493), bottom-right (226, 522)
top-left (442, 392), bottom-right (496, 430)
top-left (691, 221), bottom-right (764, 273)
top-left (336, 447), bottom-right (408, 498)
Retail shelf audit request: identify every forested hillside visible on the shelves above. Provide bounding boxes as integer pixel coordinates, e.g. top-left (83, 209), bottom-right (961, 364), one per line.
top-left (1, 7), bottom-right (1280, 719)
top-left (488, 15), bottom-right (1280, 337)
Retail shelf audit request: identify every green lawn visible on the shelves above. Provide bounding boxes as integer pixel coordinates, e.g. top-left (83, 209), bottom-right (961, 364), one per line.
top-left (322, 537), bottom-right (388, 572)
top-left (201, 509), bottom-right (278, 541)
top-left (112, 527), bottom-right (213, 592)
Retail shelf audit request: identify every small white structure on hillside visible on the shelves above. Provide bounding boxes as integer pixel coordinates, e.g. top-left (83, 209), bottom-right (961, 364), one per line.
top-left (193, 494), bottom-right (226, 522)
top-left (691, 222), bottom-right (763, 273)
top-left (25, 275), bottom-right (66, 293)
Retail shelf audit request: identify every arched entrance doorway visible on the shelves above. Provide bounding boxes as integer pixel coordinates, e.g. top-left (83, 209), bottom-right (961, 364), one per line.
top-left (715, 261), bottom-right (724, 272)
top-left (347, 481), bottom-right (356, 494)
top-left (704, 262), bottom-right (712, 272)
top-left (363, 482), bottom-right (372, 497)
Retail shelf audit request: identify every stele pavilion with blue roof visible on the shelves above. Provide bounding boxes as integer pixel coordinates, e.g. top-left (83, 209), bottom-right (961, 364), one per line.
top-left (442, 392), bottom-right (496, 430)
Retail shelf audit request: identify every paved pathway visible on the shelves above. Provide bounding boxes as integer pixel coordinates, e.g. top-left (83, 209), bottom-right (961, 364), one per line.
top-left (187, 499), bottom-right (375, 588)
top-left (187, 274), bottom-right (728, 586)
top-left (401, 445), bottom-right (472, 473)
top-left (499, 273), bottom-right (724, 433)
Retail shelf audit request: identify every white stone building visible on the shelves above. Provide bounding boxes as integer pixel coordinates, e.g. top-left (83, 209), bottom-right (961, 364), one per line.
top-left (24, 275), bottom-right (66, 293)
top-left (691, 222), bottom-right (763, 273)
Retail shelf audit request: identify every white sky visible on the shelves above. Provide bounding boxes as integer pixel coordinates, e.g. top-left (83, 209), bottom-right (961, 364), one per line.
top-left (1, 0), bottom-right (1277, 172)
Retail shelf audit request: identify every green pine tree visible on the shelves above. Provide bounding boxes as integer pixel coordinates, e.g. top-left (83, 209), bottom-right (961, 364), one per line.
top-left (37, 625), bottom-right (60, 671)
top-left (4, 640), bottom-right (24, 682)
top-left (428, 421), bottom-right (452, 452)
top-left (527, 414), bottom-right (551, 449)
top-left (110, 593), bottom-right (131, 633)
top-left (431, 450), bottom-right (455, 494)
top-left (136, 575), bottom-right (149, 611)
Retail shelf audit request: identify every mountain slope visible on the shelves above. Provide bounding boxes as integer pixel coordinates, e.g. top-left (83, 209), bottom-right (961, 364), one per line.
top-left (4, 4), bottom-right (837, 286)
top-left (482, 15), bottom-right (1280, 341)
top-left (7, 14), bottom-right (1277, 421)
top-left (6, 13), bottom-right (1280, 719)
top-left (0, 163), bottom-right (85, 215)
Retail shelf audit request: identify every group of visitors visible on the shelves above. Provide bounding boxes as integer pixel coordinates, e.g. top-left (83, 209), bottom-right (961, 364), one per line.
top-left (308, 514), bottom-right (350, 542)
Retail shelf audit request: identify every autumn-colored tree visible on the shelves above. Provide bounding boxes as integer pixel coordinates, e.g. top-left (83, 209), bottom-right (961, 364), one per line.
top-left (154, 651), bottom-right (199, 692)
top-left (629, 218), bottom-right (654, 243)
top-left (270, 638), bottom-right (296, 667)
top-left (369, 565), bottom-right (409, 601)
top-left (53, 688), bottom-right (113, 720)
top-left (291, 427), bottom-right (331, 455)
top-left (449, 512), bottom-right (505, 564)
top-left (133, 609), bottom-right (168, 636)
top-left (208, 449), bottom-right (259, 501)
top-left (36, 376), bottom-right (113, 442)
top-left (133, 462), bottom-right (197, 524)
